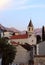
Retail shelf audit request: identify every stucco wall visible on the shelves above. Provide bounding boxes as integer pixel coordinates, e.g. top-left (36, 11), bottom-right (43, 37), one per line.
top-left (28, 35), bottom-right (36, 45)
top-left (4, 32), bottom-right (13, 37)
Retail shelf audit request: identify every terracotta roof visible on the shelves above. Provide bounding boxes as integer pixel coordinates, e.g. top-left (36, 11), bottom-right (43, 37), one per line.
top-left (28, 20), bottom-right (33, 27)
top-left (10, 34), bottom-right (28, 39)
top-left (34, 55), bottom-right (45, 57)
top-left (10, 41), bottom-right (19, 46)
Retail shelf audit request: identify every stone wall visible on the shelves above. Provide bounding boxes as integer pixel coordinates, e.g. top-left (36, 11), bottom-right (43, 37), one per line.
top-left (13, 45), bottom-right (30, 65)
top-left (10, 34), bottom-right (36, 45)
top-left (37, 41), bottom-right (45, 55)
top-left (34, 55), bottom-right (45, 65)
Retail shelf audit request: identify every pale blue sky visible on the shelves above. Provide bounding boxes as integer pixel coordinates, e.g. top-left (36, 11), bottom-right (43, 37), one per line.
top-left (0, 0), bottom-right (45, 30)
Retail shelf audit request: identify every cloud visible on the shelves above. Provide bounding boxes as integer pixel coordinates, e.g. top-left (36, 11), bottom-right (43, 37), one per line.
top-left (0, 0), bottom-right (13, 10)
top-left (15, 4), bottom-right (45, 10)
top-left (0, 0), bottom-right (45, 11)
top-left (15, 0), bottom-right (27, 6)
top-left (0, 0), bottom-right (27, 10)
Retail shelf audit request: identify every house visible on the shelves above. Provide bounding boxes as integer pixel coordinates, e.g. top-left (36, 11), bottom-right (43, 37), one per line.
top-left (0, 24), bottom-right (6, 38)
top-left (9, 20), bottom-right (37, 65)
top-left (34, 55), bottom-right (45, 65)
top-left (34, 41), bottom-right (45, 65)
top-left (12, 44), bottom-right (30, 65)
top-left (0, 24), bottom-right (20, 38)
top-left (10, 20), bottom-right (36, 45)
top-left (36, 41), bottom-right (45, 55)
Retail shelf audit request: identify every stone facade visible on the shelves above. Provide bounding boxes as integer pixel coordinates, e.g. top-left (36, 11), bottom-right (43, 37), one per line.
top-left (13, 45), bottom-right (30, 65)
top-left (10, 34), bottom-right (36, 45)
top-left (34, 55), bottom-right (45, 65)
top-left (9, 20), bottom-right (36, 65)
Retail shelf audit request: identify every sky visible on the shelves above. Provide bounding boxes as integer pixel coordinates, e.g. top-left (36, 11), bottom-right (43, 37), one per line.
top-left (0, 0), bottom-right (45, 31)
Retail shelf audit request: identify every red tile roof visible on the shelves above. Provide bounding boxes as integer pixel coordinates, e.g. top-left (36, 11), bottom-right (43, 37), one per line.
top-left (10, 41), bottom-right (19, 46)
top-left (10, 34), bottom-right (28, 39)
top-left (34, 55), bottom-right (45, 57)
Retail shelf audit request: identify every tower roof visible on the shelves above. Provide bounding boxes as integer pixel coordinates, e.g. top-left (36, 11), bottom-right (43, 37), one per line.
top-left (28, 20), bottom-right (33, 27)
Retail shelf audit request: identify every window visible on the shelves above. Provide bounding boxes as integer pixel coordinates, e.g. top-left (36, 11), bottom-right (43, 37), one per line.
top-left (29, 35), bottom-right (31, 37)
top-left (29, 28), bottom-right (30, 31)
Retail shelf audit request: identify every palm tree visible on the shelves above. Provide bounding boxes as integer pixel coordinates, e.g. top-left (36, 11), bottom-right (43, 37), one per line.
top-left (0, 37), bottom-right (16, 65)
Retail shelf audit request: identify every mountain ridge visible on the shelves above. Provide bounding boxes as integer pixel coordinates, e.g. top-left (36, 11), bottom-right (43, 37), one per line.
top-left (0, 24), bottom-right (45, 36)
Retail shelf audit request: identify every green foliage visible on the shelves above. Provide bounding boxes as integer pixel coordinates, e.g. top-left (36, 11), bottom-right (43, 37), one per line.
top-left (36, 35), bottom-right (41, 43)
top-left (0, 37), bottom-right (16, 65)
top-left (0, 37), bottom-right (7, 54)
top-left (42, 26), bottom-right (45, 41)
top-left (6, 44), bottom-right (16, 63)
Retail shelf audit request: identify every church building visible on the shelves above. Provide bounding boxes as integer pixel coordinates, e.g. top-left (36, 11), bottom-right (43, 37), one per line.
top-left (9, 20), bottom-right (36, 65)
top-left (10, 20), bottom-right (36, 45)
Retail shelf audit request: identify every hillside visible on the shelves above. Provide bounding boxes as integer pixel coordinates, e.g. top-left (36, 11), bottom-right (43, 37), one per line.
top-left (0, 24), bottom-right (45, 36)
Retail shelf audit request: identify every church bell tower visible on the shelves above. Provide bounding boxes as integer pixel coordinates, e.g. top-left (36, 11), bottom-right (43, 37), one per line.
top-left (27, 19), bottom-right (34, 37)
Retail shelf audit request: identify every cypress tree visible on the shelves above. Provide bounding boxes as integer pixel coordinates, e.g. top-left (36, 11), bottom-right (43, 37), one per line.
top-left (42, 26), bottom-right (45, 41)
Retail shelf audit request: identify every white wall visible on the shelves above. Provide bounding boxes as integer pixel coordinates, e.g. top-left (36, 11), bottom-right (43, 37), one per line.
top-left (4, 32), bottom-right (13, 37)
top-left (28, 35), bottom-right (36, 45)
top-left (1, 32), bottom-right (4, 37)
top-left (36, 44), bottom-right (39, 55)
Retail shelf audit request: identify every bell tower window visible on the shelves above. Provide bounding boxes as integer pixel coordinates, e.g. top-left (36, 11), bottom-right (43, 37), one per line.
top-left (29, 28), bottom-right (30, 31)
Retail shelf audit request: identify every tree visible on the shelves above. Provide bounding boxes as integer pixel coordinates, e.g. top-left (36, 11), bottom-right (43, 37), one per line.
top-left (42, 26), bottom-right (45, 41)
top-left (0, 37), bottom-right (16, 65)
top-left (36, 35), bottom-right (41, 43)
